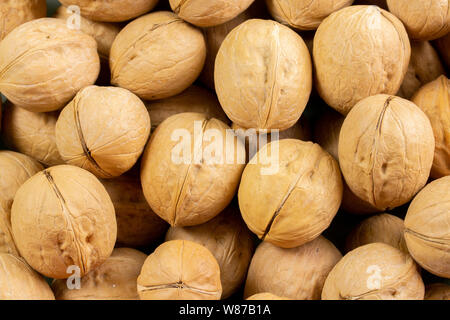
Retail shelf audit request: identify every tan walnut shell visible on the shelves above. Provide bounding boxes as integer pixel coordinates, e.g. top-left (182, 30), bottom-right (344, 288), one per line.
top-left (58, 0), bottom-right (159, 22)
top-left (54, 5), bottom-right (121, 60)
top-left (137, 240), bottom-right (222, 300)
top-left (425, 283), bottom-right (450, 300)
top-left (412, 75), bottom-right (450, 178)
top-left (55, 86), bottom-right (151, 179)
top-left (0, 0), bottom-right (46, 40)
top-left (313, 6), bottom-right (410, 115)
top-left (246, 293), bottom-right (289, 300)
top-left (387, 0), bottom-right (450, 41)
top-left (244, 236), bottom-right (342, 300)
top-left (165, 206), bottom-right (254, 299)
top-left (146, 85), bottom-right (229, 131)
top-left (322, 243), bottom-right (425, 300)
top-left (0, 253), bottom-right (54, 300)
top-left (10, 165), bottom-right (117, 279)
top-left (266, 0), bottom-right (354, 30)
top-left (404, 176), bottom-right (450, 278)
top-left (51, 248), bottom-right (147, 300)
top-left (169, 0), bottom-right (255, 27)
top-left (101, 170), bottom-right (168, 248)
top-left (0, 151), bottom-right (43, 256)
top-left (0, 18), bottom-right (100, 112)
top-left (110, 11), bottom-right (206, 101)
top-left (434, 33), bottom-right (450, 70)
top-left (239, 139), bottom-right (343, 248)
top-left (2, 102), bottom-right (64, 167)
top-left (345, 213), bottom-right (407, 253)
top-left (141, 112), bottom-right (246, 227)
top-left (338, 94), bottom-right (435, 211)
top-left (215, 19), bottom-right (312, 131)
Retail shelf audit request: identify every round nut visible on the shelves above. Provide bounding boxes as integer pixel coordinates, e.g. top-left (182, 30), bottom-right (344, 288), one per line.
top-left (244, 236), bottom-right (342, 300)
top-left (0, 253), bottom-right (54, 300)
top-left (215, 19), bottom-right (312, 131)
top-left (55, 86), bottom-right (151, 179)
top-left (110, 11), bottom-right (206, 101)
top-left (51, 248), bottom-right (147, 300)
top-left (246, 292), bottom-right (289, 300)
top-left (0, 0), bottom-right (46, 40)
top-left (338, 94), bottom-right (435, 211)
top-left (322, 243), bottom-right (425, 300)
top-left (0, 18), bottom-right (100, 112)
top-left (11, 165), bottom-right (117, 279)
top-left (137, 240), bottom-right (222, 300)
top-left (425, 283), bottom-right (450, 300)
top-left (238, 139), bottom-right (343, 248)
top-left (313, 6), bottom-right (410, 115)
top-left (165, 207), bottom-right (254, 298)
top-left (412, 75), bottom-right (450, 178)
top-left (141, 112), bottom-right (245, 227)
top-left (404, 176), bottom-right (450, 278)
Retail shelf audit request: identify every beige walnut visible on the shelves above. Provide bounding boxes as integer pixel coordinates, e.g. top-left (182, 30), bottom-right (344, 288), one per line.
top-left (345, 214), bottom-right (407, 253)
top-left (387, 0), bottom-right (450, 41)
top-left (246, 293), bottom-right (289, 300)
top-left (322, 243), bottom-right (425, 300)
top-left (110, 11), bottom-right (206, 101)
top-left (411, 75), bottom-right (450, 178)
top-left (244, 236), bottom-right (342, 300)
top-left (2, 102), bottom-right (64, 166)
top-left (141, 112), bottom-right (245, 227)
top-left (0, 18), bottom-right (100, 112)
top-left (338, 94), bottom-right (435, 211)
top-left (58, 0), bottom-right (158, 22)
top-left (313, 6), bottom-right (410, 115)
top-left (166, 207), bottom-right (254, 298)
top-left (0, 151), bottom-right (43, 256)
top-left (0, 0), bottom-right (46, 40)
top-left (169, 0), bottom-right (255, 27)
top-left (11, 165), bottom-right (117, 279)
top-left (434, 33), bottom-right (450, 70)
top-left (238, 139), bottom-right (343, 248)
top-left (52, 248), bottom-right (147, 300)
top-left (266, 0), bottom-right (354, 30)
top-left (54, 6), bottom-right (121, 60)
top-left (55, 86), bottom-right (151, 179)
top-left (215, 19), bottom-right (312, 131)
top-left (137, 240), bottom-right (222, 300)
top-left (0, 253), bottom-right (54, 300)
top-left (425, 283), bottom-right (450, 300)
top-left (404, 176), bottom-right (450, 278)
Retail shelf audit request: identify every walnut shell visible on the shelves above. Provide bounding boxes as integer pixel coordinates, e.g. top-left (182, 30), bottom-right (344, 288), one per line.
top-left (411, 75), bottom-right (450, 178)
top-left (238, 139), bottom-right (343, 248)
top-left (0, 18), bottom-right (100, 112)
top-left (0, 0), bottom-right (46, 40)
top-left (313, 6), bottom-right (410, 115)
top-left (101, 170), bottom-right (168, 248)
top-left (165, 207), bottom-right (254, 299)
top-left (51, 248), bottom-right (147, 300)
top-left (137, 240), bottom-right (222, 300)
top-left (322, 243), bottom-right (425, 300)
top-left (54, 5), bottom-right (121, 60)
top-left (246, 292), bottom-right (289, 300)
top-left (215, 19), bottom-right (312, 131)
top-left (169, 0), bottom-right (255, 27)
top-left (425, 283), bottom-right (450, 300)
top-left (0, 253), bottom-right (54, 300)
top-left (146, 85), bottom-right (229, 131)
top-left (244, 236), bottom-right (342, 300)
top-left (141, 112), bottom-right (245, 227)
top-left (404, 176), bottom-right (450, 278)
top-left (434, 33), bottom-right (450, 70)
top-left (110, 11), bottom-right (206, 101)
top-left (58, 0), bottom-right (159, 22)
top-left (387, 0), bottom-right (450, 41)
top-left (2, 102), bottom-right (64, 166)
top-left (0, 151), bottom-right (43, 256)
top-left (55, 86), bottom-right (151, 179)
top-left (345, 214), bottom-right (407, 253)
top-left (338, 94), bottom-right (435, 211)
top-left (10, 165), bottom-right (117, 279)
top-left (266, 0), bottom-right (354, 30)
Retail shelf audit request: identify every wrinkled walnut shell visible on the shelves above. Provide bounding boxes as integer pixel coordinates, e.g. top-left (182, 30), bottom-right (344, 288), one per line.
top-left (425, 283), bottom-right (450, 300)
top-left (0, 0), bottom-right (46, 40)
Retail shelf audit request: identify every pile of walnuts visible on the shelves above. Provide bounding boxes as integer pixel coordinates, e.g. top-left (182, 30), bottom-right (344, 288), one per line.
top-left (0, 0), bottom-right (449, 301)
